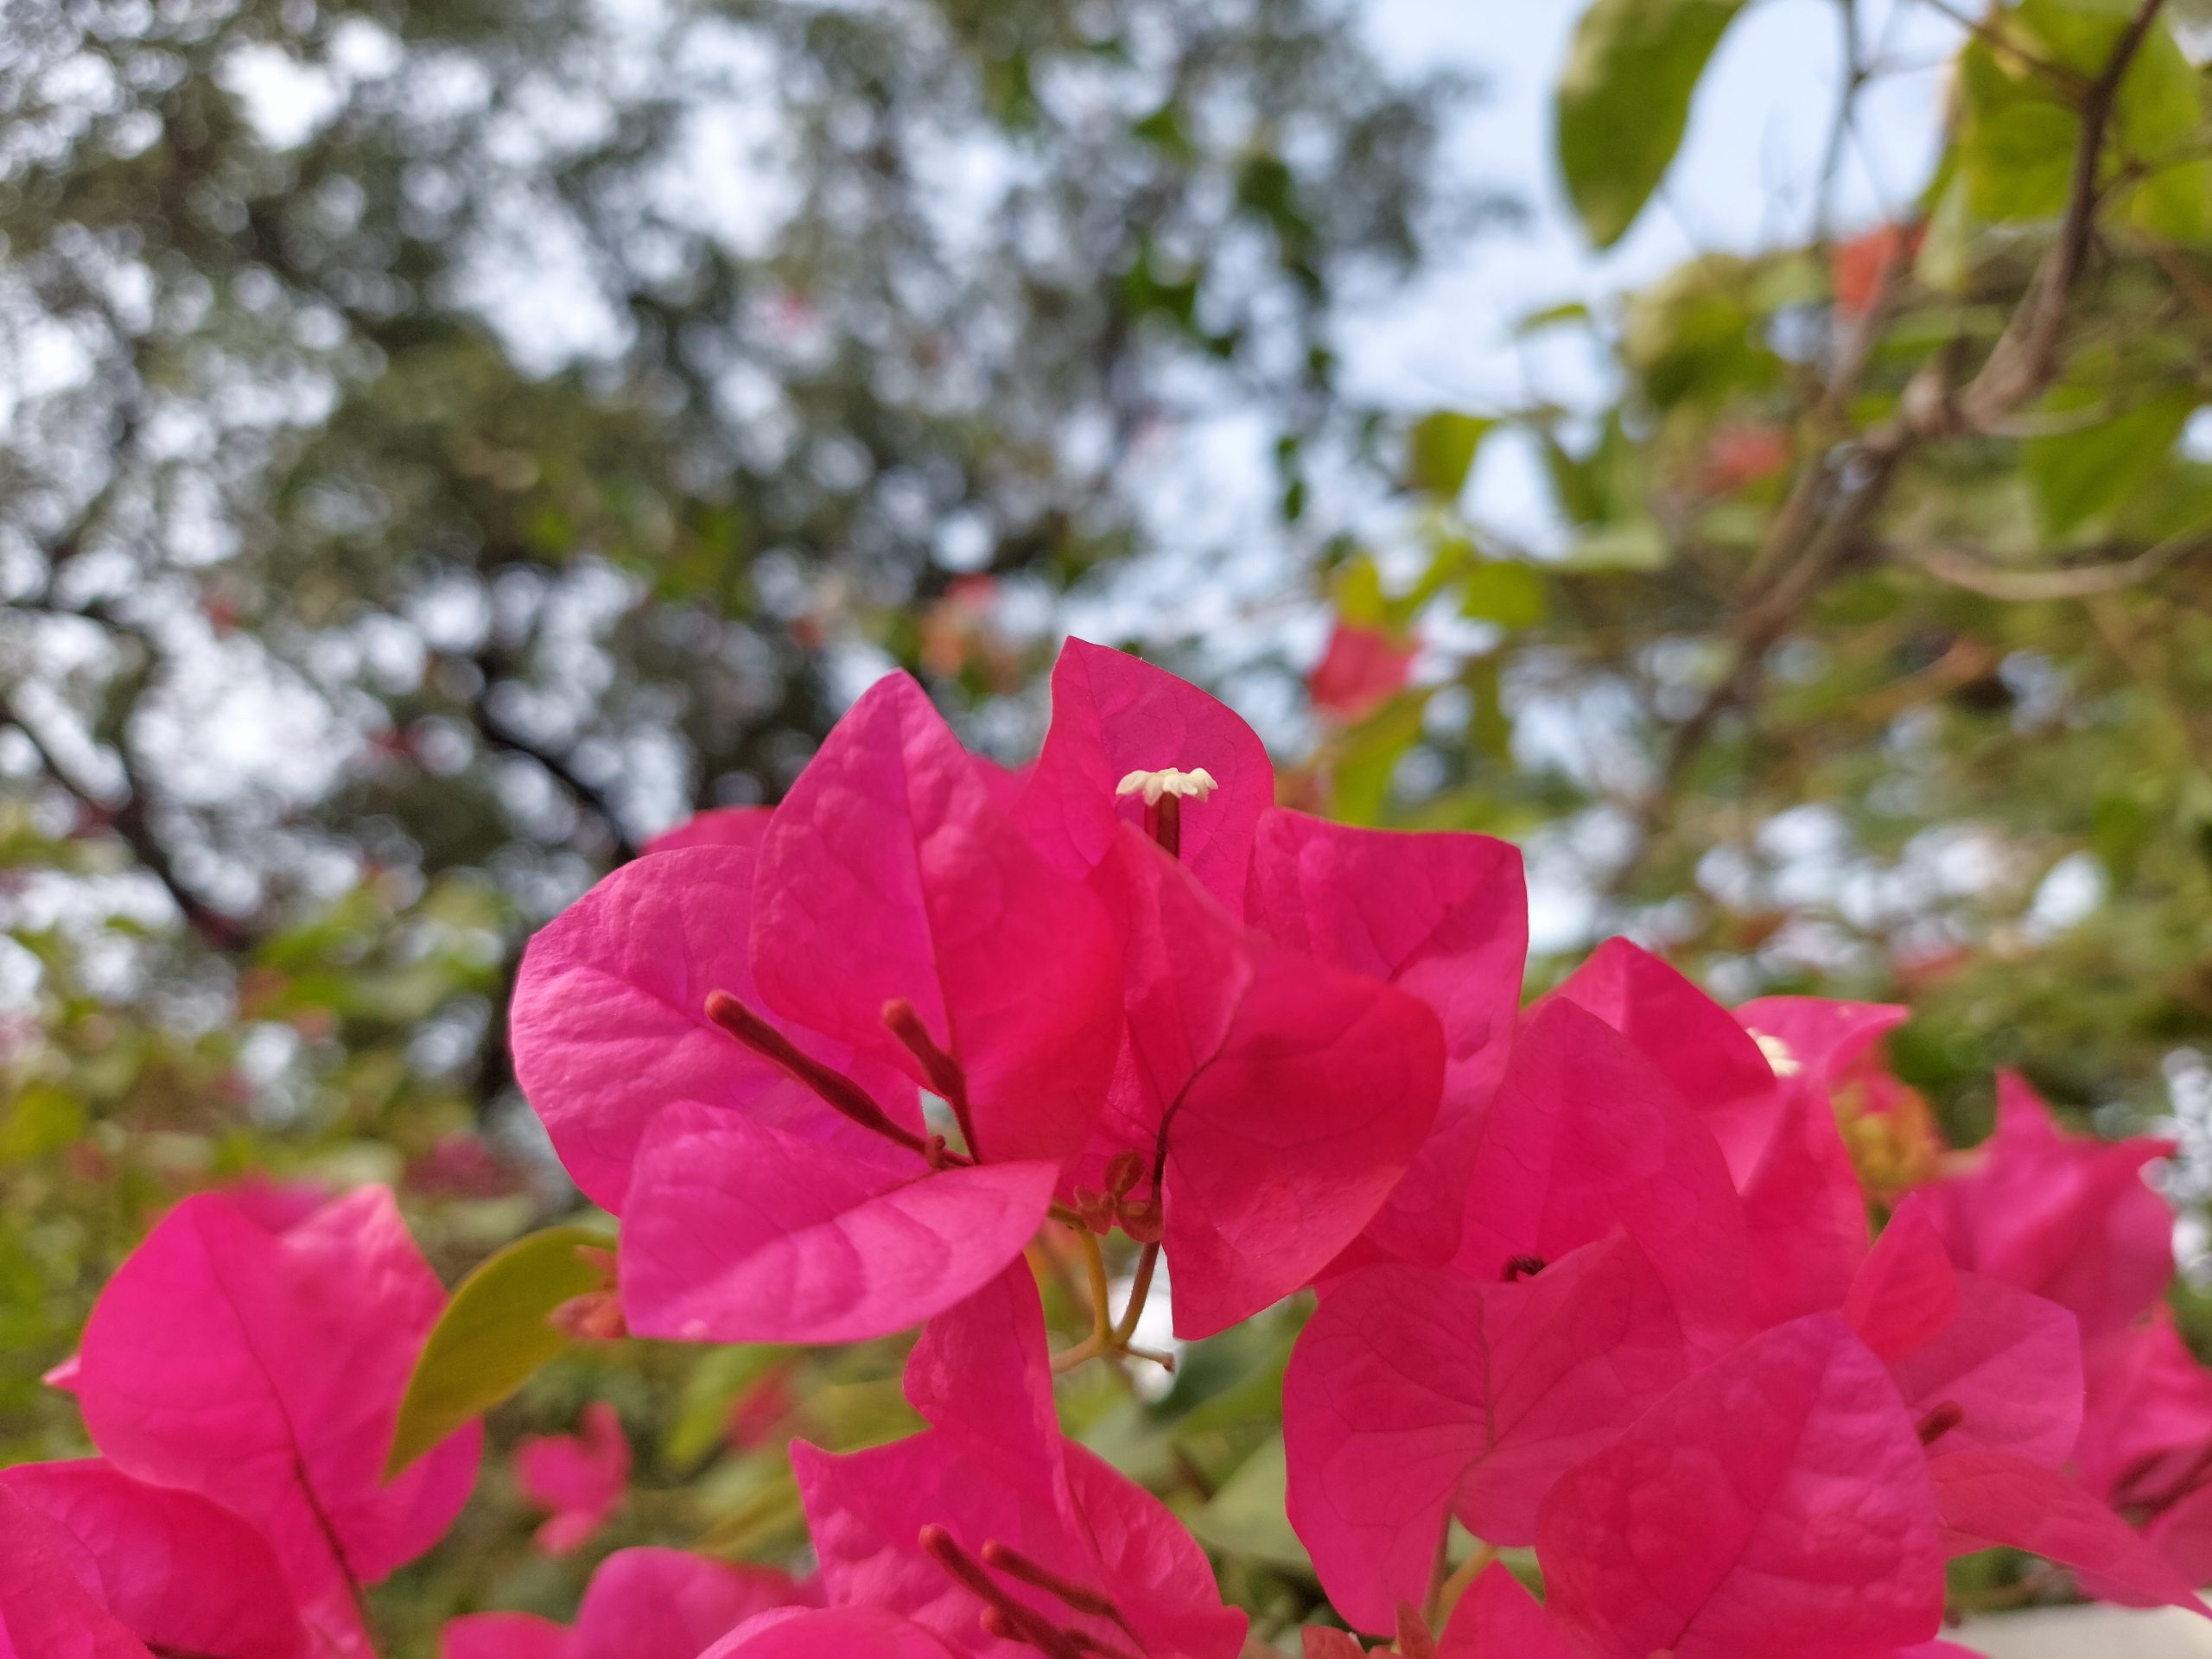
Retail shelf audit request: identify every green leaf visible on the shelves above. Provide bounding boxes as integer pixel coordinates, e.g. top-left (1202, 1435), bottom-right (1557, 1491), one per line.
top-left (1331, 555), bottom-right (1391, 628)
top-left (385, 1224), bottom-right (613, 1478)
top-left (1460, 560), bottom-right (1548, 628)
top-left (1957, 39), bottom-right (2078, 225)
top-left (2025, 386), bottom-right (2196, 534)
top-left (1407, 411), bottom-right (1495, 499)
top-left (1556, 0), bottom-right (1747, 248)
top-left (1564, 518), bottom-right (1671, 571)
top-left (1187, 1435), bottom-right (1311, 1572)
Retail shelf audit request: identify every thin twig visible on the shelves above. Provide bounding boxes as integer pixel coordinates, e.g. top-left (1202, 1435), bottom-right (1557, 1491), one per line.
top-left (1898, 528), bottom-right (2210, 600)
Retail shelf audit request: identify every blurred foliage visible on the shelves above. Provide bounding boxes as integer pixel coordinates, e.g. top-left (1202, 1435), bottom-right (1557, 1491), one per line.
top-left (0, 0), bottom-right (1471, 1642)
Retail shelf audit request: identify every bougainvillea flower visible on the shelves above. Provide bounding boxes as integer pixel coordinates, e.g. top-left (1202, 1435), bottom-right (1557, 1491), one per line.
top-left (1931, 1451), bottom-right (2206, 1614)
top-left (1739, 1081), bottom-right (1871, 1325)
top-left (644, 804), bottom-right (773, 856)
top-left (1307, 620), bottom-right (1416, 724)
top-left (0, 1459), bottom-right (306, 1659)
top-left (73, 1186), bottom-right (481, 1657)
top-left (1082, 827), bottom-right (1445, 1336)
top-left (443, 1546), bottom-right (812, 1659)
top-left (1450, 999), bottom-right (1750, 1345)
top-left (1245, 808), bottom-right (1525, 1269)
top-left (1537, 1314), bottom-right (1946, 1659)
top-left (1550, 938), bottom-right (1779, 1182)
top-left (2075, 1309), bottom-right (2212, 1510)
top-left (1437, 1562), bottom-right (1576, 1659)
top-left (1920, 1071), bottom-right (2175, 1338)
top-left (2145, 1479), bottom-right (2212, 1588)
top-left (1014, 637), bottom-right (1274, 917)
top-left (1842, 1198), bottom-right (2083, 1468)
top-left (794, 1263), bottom-right (1249, 1658)
top-left (1284, 1235), bottom-right (1688, 1632)
top-left (519, 671), bottom-right (1122, 1344)
top-left (701, 1609), bottom-right (961, 1659)
top-left (517, 1400), bottom-right (631, 1556)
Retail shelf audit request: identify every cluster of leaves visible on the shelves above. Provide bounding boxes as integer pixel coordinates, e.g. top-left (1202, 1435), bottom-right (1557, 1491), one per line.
top-left (16, 643), bottom-right (2212, 1659)
top-left (1302, 0), bottom-right (2212, 1148)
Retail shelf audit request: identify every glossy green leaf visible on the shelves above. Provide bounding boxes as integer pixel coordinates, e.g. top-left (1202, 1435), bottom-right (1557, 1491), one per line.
top-left (1556, 0), bottom-right (1747, 247)
top-left (1407, 411), bottom-right (1496, 499)
top-left (385, 1224), bottom-right (614, 1477)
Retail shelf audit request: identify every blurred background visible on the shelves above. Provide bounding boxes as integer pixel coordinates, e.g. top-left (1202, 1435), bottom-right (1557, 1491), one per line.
top-left (10, 0), bottom-right (2212, 1640)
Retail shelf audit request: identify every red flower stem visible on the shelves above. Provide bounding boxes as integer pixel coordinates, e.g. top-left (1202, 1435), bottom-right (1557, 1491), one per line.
top-left (703, 990), bottom-right (929, 1155)
top-left (1147, 794), bottom-right (1182, 859)
top-left (880, 997), bottom-right (983, 1159)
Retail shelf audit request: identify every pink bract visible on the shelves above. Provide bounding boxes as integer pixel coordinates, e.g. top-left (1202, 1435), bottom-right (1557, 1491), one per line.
top-left (752, 671), bottom-right (1122, 1171)
top-left (1245, 808), bottom-right (1526, 1269)
top-left (73, 1185), bottom-right (481, 1656)
top-left (618, 1101), bottom-right (1059, 1344)
top-left (443, 1546), bottom-right (811, 1659)
top-left (1536, 1314), bottom-right (1946, 1659)
top-left (795, 1263), bottom-right (1248, 1658)
top-left (516, 1401), bottom-right (631, 1557)
top-left (1285, 1235), bottom-right (1688, 1631)
top-left (0, 1459), bottom-right (307, 1659)
top-left (1921, 1071), bottom-right (2174, 1338)
top-left (1450, 998), bottom-right (1751, 1346)
top-left (1307, 620), bottom-right (1417, 724)
top-left (1086, 827), bottom-right (1446, 1337)
top-left (644, 804), bottom-right (774, 856)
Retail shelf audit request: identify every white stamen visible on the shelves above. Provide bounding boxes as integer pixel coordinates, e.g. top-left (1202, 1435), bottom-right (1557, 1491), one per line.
top-left (1750, 1030), bottom-right (1802, 1077)
top-left (1115, 766), bottom-right (1218, 807)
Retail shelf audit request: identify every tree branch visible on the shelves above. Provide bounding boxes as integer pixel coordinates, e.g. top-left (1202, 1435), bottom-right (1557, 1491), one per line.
top-left (459, 658), bottom-right (640, 863)
top-left (0, 688), bottom-right (251, 951)
top-left (1897, 528), bottom-right (2210, 600)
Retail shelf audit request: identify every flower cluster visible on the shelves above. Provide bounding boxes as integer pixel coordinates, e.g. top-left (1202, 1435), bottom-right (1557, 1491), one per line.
top-left (12, 641), bottom-right (2212, 1659)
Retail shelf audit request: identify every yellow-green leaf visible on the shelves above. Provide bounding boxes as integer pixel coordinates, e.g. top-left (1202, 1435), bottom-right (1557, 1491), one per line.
top-left (1407, 411), bottom-right (1496, 500)
top-left (385, 1224), bottom-right (613, 1478)
top-left (1556, 0), bottom-right (1747, 248)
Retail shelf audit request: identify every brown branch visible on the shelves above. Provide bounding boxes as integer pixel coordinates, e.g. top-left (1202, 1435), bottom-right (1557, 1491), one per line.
top-left (0, 687), bottom-right (250, 950)
top-left (1637, 0), bottom-right (2169, 842)
top-left (458, 656), bottom-right (640, 863)
top-left (1898, 528), bottom-right (2210, 600)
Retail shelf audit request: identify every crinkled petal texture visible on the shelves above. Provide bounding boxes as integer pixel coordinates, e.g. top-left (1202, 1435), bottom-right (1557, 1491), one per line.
top-left (1092, 830), bottom-right (1445, 1337)
top-left (1552, 939), bottom-right (1781, 1182)
top-left (753, 671), bottom-right (1121, 1167)
top-left (1452, 1000), bottom-right (1750, 1347)
top-left (0, 1460), bottom-right (304, 1659)
top-left (1931, 1452), bottom-right (2208, 1615)
top-left (1922, 1071), bottom-right (2174, 1338)
top-left (1537, 1314), bottom-right (1945, 1659)
top-left (74, 1187), bottom-right (481, 1656)
top-left (1285, 1236), bottom-right (1688, 1632)
top-left (0, 1487), bottom-right (158, 1659)
top-left (619, 1102), bottom-right (1058, 1344)
top-left (795, 1265), bottom-right (1247, 1659)
top-left (1245, 810), bottom-right (1526, 1269)
top-left (2075, 1309), bottom-right (2212, 1508)
top-left (511, 843), bottom-right (915, 1211)
top-left (1437, 1562), bottom-right (1576, 1659)
top-left (443, 1548), bottom-right (807, 1659)
top-left (1014, 637), bottom-right (1274, 915)
top-left (517, 1402), bottom-right (630, 1557)
top-left (702, 1609), bottom-right (962, 1659)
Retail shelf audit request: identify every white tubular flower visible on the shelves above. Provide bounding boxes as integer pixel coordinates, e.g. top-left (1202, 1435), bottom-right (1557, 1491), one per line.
top-left (1749, 1030), bottom-right (1802, 1077)
top-left (1115, 766), bottom-right (1219, 807)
